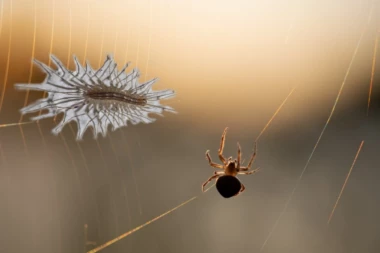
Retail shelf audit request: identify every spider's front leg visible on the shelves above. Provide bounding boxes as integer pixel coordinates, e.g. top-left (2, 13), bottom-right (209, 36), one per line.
top-left (237, 142), bottom-right (242, 168)
top-left (240, 142), bottom-right (257, 171)
top-left (206, 150), bottom-right (224, 169)
top-left (202, 174), bottom-right (220, 192)
top-left (218, 127), bottom-right (228, 164)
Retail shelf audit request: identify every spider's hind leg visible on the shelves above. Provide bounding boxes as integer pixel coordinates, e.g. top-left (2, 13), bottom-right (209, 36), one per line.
top-left (234, 183), bottom-right (246, 197)
top-left (202, 174), bottom-right (219, 192)
top-left (240, 183), bottom-right (246, 193)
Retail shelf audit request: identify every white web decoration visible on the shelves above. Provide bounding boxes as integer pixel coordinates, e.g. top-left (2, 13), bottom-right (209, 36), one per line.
top-left (15, 54), bottom-right (177, 140)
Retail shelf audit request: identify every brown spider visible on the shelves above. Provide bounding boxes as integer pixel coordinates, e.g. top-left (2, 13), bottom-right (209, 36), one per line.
top-left (202, 127), bottom-right (260, 197)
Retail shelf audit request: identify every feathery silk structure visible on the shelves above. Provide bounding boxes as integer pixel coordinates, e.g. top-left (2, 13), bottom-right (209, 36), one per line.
top-left (15, 55), bottom-right (176, 140)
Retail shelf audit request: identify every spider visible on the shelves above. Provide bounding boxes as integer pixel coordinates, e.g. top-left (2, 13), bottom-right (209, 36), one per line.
top-left (202, 127), bottom-right (260, 198)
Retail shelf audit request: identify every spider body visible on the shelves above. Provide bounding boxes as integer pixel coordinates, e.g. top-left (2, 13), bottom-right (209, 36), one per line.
top-left (225, 159), bottom-right (239, 176)
top-left (202, 127), bottom-right (260, 197)
top-left (215, 175), bottom-right (242, 198)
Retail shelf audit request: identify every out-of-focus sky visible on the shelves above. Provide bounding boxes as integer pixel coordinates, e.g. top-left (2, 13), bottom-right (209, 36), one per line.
top-left (0, 0), bottom-right (379, 253)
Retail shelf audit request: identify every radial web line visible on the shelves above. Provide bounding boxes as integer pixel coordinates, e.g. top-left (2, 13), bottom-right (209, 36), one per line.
top-left (144, 0), bottom-right (153, 82)
top-left (367, 31), bottom-right (379, 116)
top-left (120, 130), bottom-right (143, 215)
top-left (327, 141), bottom-right (364, 225)
top-left (260, 5), bottom-right (373, 250)
top-left (256, 86), bottom-right (296, 142)
top-left (18, 0), bottom-right (38, 156)
top-left (0, 0), bottom-right (13, 114)
top-left (38, 0), bottom-right (55, 117)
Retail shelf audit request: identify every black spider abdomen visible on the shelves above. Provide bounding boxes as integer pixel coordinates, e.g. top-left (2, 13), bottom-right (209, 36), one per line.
top-left (216, 175), bottom-right (241, 198)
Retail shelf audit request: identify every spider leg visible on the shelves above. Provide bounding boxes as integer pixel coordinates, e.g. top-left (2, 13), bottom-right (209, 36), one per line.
top-left (206, 150), bottom-right (224, 169)
top-left (239, 142), bottom-right (257, 171)
top-left (234, 183), bottom-right (246, 197)
top-left (218, 127), bottom-right (228, 164)
top-left (238, 167), bottom-right (260, 175)
top-left (202, 174), bottom-right (220, 192)
top-left (237, 142), bottom-right (242, 169)
top-left (240, 183), bottom-right (246, 193)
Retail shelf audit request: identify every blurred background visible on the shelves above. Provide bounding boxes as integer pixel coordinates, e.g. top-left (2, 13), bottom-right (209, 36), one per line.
top-left (0, 0), bottom-right (379, 252)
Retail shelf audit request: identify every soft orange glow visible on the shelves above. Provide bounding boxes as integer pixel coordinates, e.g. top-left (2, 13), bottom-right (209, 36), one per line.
top-left (0, 0), bottom-right (12, 114)
top-left (0, 1), bottom-right (377, 252)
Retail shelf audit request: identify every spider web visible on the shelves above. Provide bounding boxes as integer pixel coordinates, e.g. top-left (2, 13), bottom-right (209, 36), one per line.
top-left (1, 1), bottom-right (380, 253)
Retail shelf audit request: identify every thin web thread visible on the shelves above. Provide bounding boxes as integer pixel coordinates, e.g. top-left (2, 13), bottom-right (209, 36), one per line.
top-left (86, 86), bottom-right (296, 253)
top-left (259, 4), bottom-right (374, 250)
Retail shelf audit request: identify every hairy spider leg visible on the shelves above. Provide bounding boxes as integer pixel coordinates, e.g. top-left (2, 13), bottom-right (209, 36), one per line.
top-left (234, 183), bottom-right (246, 197)
top-left (238, 167), bottom-right (260, 175)
top-left (240, 142), bottom-right (257, 171)
top-left (237, 142), bottom-right (242, 169)
top-left (218, 127), bottom-right (228, 164)
top-left (205, 150), bottom-right (224, 169)
top-left (202, 174), bottom-right (220, 192)
top-left (240, 183), bottom-right (246, 193)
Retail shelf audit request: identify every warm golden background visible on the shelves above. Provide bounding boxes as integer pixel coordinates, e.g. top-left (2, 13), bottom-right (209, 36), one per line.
top-left (0, 0), bottom-right (379, 253)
